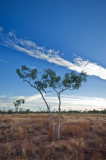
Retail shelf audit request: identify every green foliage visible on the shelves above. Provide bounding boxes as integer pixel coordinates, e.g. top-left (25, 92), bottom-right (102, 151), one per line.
top-left (13, 99), bottom-right (25, 106)
top-left (8, 109), bottom-right (13, 114)
top-left (16, 65), bottom-right (49, 91)
top-left (16, 65), bottom-right (37, 80)
top-left (16, 65), bottom-right (87, 94)
top-left (34, 80), bottom-right (47, 91)
top-left (62, 71), bottom-right (86, 90)
top-left (13, 99), bottom-right (25, 112)
top-left (42, 68), bottom-right (61, 89)
top-left (30, 69), bottom-right (37, 80)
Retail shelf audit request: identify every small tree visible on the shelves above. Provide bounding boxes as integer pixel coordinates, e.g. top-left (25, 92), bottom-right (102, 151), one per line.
top-left (16, 65), bottom-right (87, 139)
top-left (13, 99), bottom-right (25, 114)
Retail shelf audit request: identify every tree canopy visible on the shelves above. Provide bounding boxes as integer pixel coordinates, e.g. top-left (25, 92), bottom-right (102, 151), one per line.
top-left (16, 65), bottom-right (87, 139)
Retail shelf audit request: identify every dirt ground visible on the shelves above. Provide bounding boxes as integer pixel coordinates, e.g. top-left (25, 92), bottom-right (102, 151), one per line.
top-left (0, 113), bottom-right (106, 160)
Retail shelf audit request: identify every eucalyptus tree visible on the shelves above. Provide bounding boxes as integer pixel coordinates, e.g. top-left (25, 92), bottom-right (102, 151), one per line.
top-left (16, 65), bottom-right (55, 133)
top-left (16, 65), bottom-right (87, 139)
top-left (13, 99), bottom-right (25, 113)
top-left (42, 69), bottom-right (87, 139)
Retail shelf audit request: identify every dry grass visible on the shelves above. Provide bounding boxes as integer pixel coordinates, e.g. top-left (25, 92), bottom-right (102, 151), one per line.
top-left (0, 113), bottom-right (106, 160)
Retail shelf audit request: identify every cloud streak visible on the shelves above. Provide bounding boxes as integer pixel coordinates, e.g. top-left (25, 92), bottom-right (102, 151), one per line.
top-left (0, 27), bottom-right (106, 80)
top-left (0, 58), bottom-right (8, 63)
top-left (0, 94), bottom-right (106, 111)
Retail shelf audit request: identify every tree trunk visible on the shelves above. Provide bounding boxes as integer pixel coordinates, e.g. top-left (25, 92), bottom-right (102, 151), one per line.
top-left (16, 107), bottom-right (18, 115)
top-left (49, 110), bottom-right (55, 132)
top-left (56, 112), bottom-right (60, 139)
top-left (39, 90), bottom-right (55, 133)
top-left (56, 93), bottom-right (61, 139)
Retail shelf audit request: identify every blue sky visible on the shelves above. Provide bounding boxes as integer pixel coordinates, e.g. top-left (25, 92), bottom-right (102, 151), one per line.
top-left (0, 0), bottom-right (106, 111)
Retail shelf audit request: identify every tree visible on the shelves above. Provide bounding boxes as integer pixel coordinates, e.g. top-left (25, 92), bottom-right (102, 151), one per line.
top-left (13, 99), bottom-right (25, 114)
top-left (42, 68), bottom-right (87, 139)
top-left (16, 65), bottom-right (87, 139)
top-left (16, 65), bottom-right (55, 133)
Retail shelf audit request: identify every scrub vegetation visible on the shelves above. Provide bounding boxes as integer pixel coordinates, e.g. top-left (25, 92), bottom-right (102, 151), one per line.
top-left (0, 113), bottom-right (106, 160)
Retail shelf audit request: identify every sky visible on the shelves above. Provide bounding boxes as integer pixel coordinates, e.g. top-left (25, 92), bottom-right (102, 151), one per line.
top-left (0, 0), bottom-right (106, 111)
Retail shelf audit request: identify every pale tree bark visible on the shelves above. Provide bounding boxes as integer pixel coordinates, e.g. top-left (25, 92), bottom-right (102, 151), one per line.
top-left (56, 93), bottom-right (61, 139)
top-left (39, 90), bottom-right (55, 133)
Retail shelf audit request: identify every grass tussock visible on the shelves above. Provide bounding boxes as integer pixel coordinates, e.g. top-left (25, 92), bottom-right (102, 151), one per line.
top-left (0, 113), bottom-right (106, 160)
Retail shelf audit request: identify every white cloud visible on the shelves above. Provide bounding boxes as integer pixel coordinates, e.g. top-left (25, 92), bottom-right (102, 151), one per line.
top-left (61, 95), bottom-right (106, 106)
top-left (73, 57), bottom-right (106, 80)
top-left (25, 94), bottom-right (42, 102)
top-left (0, 27), bottom-right (106, 80)
top-left (0, 93), bottom-right (106, 111)
top-left (0, 95), bottom-right (7, 98)
top-left (45, 95), bottom-right (106, 110)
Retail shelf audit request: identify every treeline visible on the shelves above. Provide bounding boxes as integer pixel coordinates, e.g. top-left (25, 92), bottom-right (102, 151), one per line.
top-left (0, 109), bottom-right (106, 114)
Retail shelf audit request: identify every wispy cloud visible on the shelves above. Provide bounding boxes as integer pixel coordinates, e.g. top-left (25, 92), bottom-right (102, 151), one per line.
top-left (0, 94), bottom-right (106, 111)
top-left (0, 58), bottom-right (8, 63)
top-left (0, 27), bottom-right (106, 80)
top-left (0, 95), bottom-right (7, 98)
top-left (25, 94), bottom-right (42, 102)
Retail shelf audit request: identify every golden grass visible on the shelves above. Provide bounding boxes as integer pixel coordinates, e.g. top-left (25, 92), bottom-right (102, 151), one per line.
top-left (0, 113), bottom-right (106, 160)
